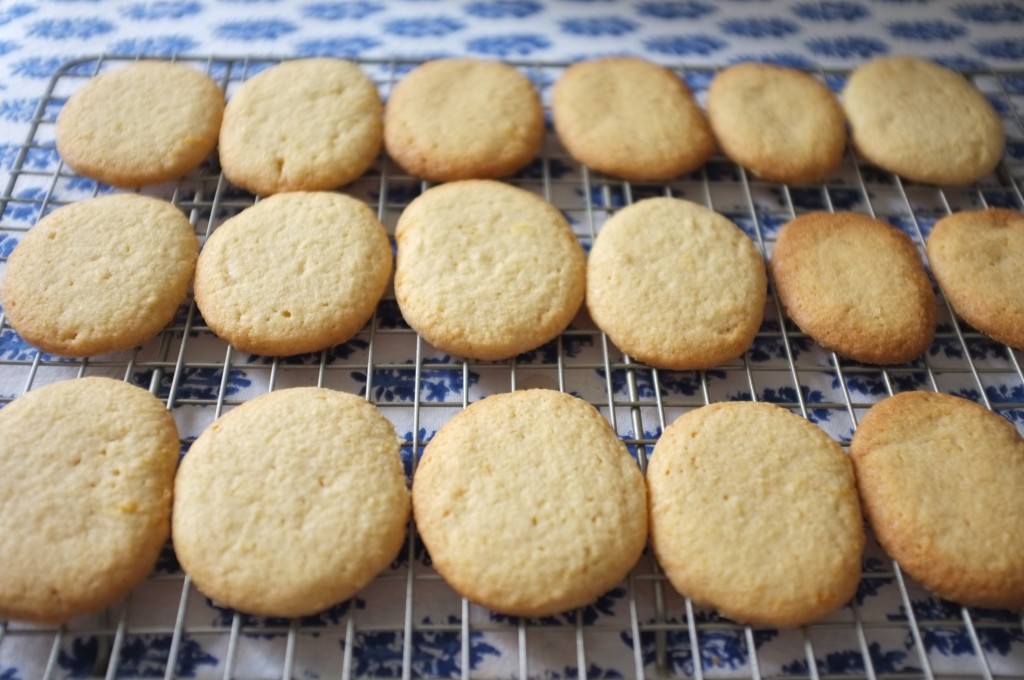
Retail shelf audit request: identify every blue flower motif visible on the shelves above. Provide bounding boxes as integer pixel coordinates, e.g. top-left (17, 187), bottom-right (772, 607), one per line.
top-left (636, 1), bottom-right (716, 19)
top-left (465, 0), bottom-right (543, 18)
top-left (116, 635), bottom-right (218, 677)
top-left (953, 3), bottom-right (1024, 23)
top-left (57, 637), bottom-right (99, 677)
top-left (134, 366), bottom-right (252, 402)
top-left (975, 37), bottom-right (1024, 60)
top-left (0, 41), bottom-right (18, 57)
top-left (10, 56), bottom-right (64, 79)
top-left (932, 54), bottom-right (989, 71)
top-left (28, 18), bottom-right (114, 40)
top-left (792, 1), bottom-right (870, 21)
top-left (350, 625), bottom-right (500, 677)
top-left (0, 4), bottom-right (35, 25)
top-left (384, 16), bottom-right (464, 37)
top-left (215, 19), bottom-right (299, 40)
top-left (0, 98), bottom-right (41, 124)
top-left (121, 1), bottom-right (203, 20)
top-left (644, 34), bottom-right (726, 56)
top-left (806, 35), bottom-right (888, 58)
top-left (466, 33), bottom-right (551, 56)
top-left (0, 143), bottom-right (59, 171)
top-left (729, 52), bottom-right (819, 69)
top-left (0, 233), bottom-right (17, 259)
top-left (301, 1), bottom-right (385, 20)
top-left (295, 36), bottom-right (383, 57)
top-left (0, 328), bottom-right (43, 361)
top-left (560, 16), bottom-right (639, 36)
top-left (720, 17), bottom-right (800, 38)
top-left (782, 650), bottom-right (869, 675)
top-left (888, 20), bottom-right (967, 41)
top-left (109, 35), bottom-right (199, 57)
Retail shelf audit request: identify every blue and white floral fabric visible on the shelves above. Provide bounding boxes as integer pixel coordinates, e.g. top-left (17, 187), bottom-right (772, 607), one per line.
top-left (1, 2), bottom-right (1024, 680)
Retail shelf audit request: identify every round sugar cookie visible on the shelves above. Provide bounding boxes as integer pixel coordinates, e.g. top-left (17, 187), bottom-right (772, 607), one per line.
top-left (1, 194), bottom-right (199, 357)
top-left (412, 389), bottom-right (647, 617)
top-left (926, 208), bottom-right (1024, 349)
top-left (219, 58), bottom-right (382, 195)
top-left (770, 211), bottom-right (935, 364)
top-left (0, 377), bottom-right (180, 624)
top-left (194, 192), bottom-right (391, 357)
top-left (707, 62), bottom-right (846, 184)
top-left (850, 391), bottom-right (1024, 609)
top-left (56, 61), bottom-right (224, 187)
top-left (394, 180), bottom-right (585, 360)
top-left (842, 56), bottom-right (1004, 185)
top-left (647, 401), bottom-right (864, 627)
top-left (586, 197), bottom-right (767, 370)
top-left (552, 57), bottom-right (716, 181)
top-left (383, 59), bottom-right (544, 181)
top-left (173, 388), bottom-right (409, 617)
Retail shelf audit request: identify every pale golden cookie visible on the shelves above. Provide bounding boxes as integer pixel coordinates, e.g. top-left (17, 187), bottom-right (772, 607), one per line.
top-left (412, 389), bottom-right (647, 617)
top-left (219, 58), bottom-right (382, 195)
top-left (55, 61), bottom-right (224, 187)
top-left (194, 192), bottom-right (391, 357)
top-left (707, 62), bottom-right (846, 184)
top-left (850, 391), bottom-right (1024, 609)
top-left (552, 56), bottom-right (716, 181)
top-left (647, 401), bottom-right (864, 627)
top-left (383, 58), bottom-right (544, 181)
top-left (770, 211), bottom-right (935, 364)
top-left (586, 197), bottom-right (766, 369)
top-left (1, 194), bottom-right (199, 357)
top-left (173, 388), bottom-right (409, 617)
top-left (394, 180), bottom-right (585, 360)
top-left (0, 377), bottom-right (180, 624)
top-left (926, 208), bottom-right (1024, 349)
top-left (842, 56), bottom-right (1004, 185)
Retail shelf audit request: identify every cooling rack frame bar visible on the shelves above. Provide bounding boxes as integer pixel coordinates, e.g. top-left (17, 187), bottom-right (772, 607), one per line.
top-left (0, 54), bottom-right (1023, 680)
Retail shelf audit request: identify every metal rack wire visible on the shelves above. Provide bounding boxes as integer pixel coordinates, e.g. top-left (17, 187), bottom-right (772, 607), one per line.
top-left (0, 55), bottom-right (1023, 679)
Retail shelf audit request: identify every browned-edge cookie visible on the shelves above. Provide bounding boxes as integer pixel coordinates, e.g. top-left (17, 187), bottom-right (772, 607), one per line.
top-left (850, 391), bottom-right (1024, 609)
top-left (926, 208), bottom-right (1024, 349)
top-left (770, 211), bottom-right (936, 364)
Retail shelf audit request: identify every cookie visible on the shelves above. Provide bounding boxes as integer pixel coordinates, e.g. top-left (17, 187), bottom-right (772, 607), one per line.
top-left (55, 61), bottom-right (224, 187)
top-left (0, 377), bottom-right (180, 624)
top-left (647, 401), bottom-right (864, 627)
top-left (383, 59), bottom-right (544, 182)
top-left (770, 211), bottom-right (935, 364)
top-left (173, 388), bottom-right (409, 617)
top-left (412, 389), bottom-right (647, 617)
top-left (926, 208), bottom-right (1024, 349)
top-left (850, 391), bottom-right (1024, 609)
top-left (394, 180), bottom-right (585, 360)
top-left (194, 192), bottom-right (391, 357)
top-left (586, 197), bottom-right (767, 370)
top-left (551, 56), bottom-right (716, 181)
top-left (219, 58), bottom-right (383, 195)
top-left (842, 56), bottom-right (1004, 185)
top-left (707, 62), bottom-right (846, 184)
top-left (1, 194), bottom-right (199, 357)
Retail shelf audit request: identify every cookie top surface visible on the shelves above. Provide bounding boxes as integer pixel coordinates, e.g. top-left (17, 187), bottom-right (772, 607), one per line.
top-left (55, 61), bottom-right (224, 188)
top-left (770, 211), bottom-right (935, 364)
top-left (1, 193), bottom-right (199, 357)
top-left (926, 208), bottom-right (1024, 349)
top-left (383, 58), bottom-right (544, 182)
top-left (394, 180), bottom-right (585, 360)
top-left (0, 377), bottom-right (179, 624)
top-left (552, 57), bottom-right (716, 181)
top-left (647, 401), bottom-right (864, 627)
top-left (586, 197), bottom-right (767, 370)
top-left (412, 389), bottom-right (647, 617)
top-left (194, 191), bottom-right (392, 357)
top-left (707, 62), bottom-right (846, 184)
top-left (219, 58), bottom-right (383, 196)
top-left (841, 56), bottom-right (1004, 185)
top-left (173, 387), bottom-right (409, 617)
top-left (850, 391), bottom-right (1024, 609)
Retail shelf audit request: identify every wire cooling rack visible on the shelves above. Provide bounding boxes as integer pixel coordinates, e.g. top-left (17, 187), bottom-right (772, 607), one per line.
top-left (1, 55), bottom-right (1024, 680)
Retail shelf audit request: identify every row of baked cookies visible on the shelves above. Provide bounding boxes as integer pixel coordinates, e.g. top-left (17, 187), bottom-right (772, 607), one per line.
top-left (2, 183), bottom-right (1022, 366)
top-left (54, 54), bottom-right (1006, 195)
top-left (3, 378), bottom-right (1021, 627)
